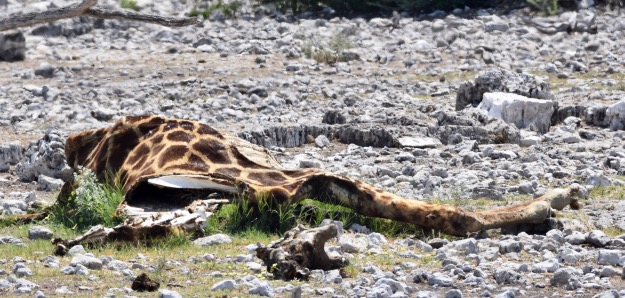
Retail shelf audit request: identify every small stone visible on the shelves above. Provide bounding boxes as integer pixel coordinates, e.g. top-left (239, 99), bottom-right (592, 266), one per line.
top-left (445, 289), bottom-right (464, 298)
top-left (550, 268), bottom-right (581, 290)
top-left (211, 279), bottom-right (237, 291)
top-left (67, 245), bottom-right (86, 256)
top-left (314, 135), bottom-right (330, 148)
top-left (28, 226), bottom-right (53, 240)
top-left (587, 230), bottom-right (612, 247)
top-left (70, 255), bottom-right (103, 270)
top-left (74, 264), bottom-right (89, 276)
top-left (565, 231), bottom-right (586, 245)
top-left (34, 63), bottom-right (55, 78)
top-left (15, 286), bottom-right (32, 294)
top-left (428, 238), bottom-right (449, 249)
top-left (159, 289), bottom-right (183, 298)
top-left (37, 175), bottom-right (64, 191)
top-left (600, 266), bottom-right (619, 278)
top-left (398, 137), bottom-right (441, 148)
top-left (499, 239), bottom-right (523, 254)
top-left (249, 281), bottom-right (273, 297)
top-left (592, 290), bottom-right (619, 298)
top-left (55, 286), bottom-right (73, 294)
top-left (597, 250), bottom-right (621, 266)
top-left (107, 260), bottom-right (128, 271)
top-left (13, 264), bottom-right (32, 277)
top-left (428, 273), bottom-right (452, 287)
top-left (193, 234), bottom-right (232, 247)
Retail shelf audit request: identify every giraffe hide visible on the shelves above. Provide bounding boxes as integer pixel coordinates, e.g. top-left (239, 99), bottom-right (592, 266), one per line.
top-left (52, 115), bottom-right (586, 250)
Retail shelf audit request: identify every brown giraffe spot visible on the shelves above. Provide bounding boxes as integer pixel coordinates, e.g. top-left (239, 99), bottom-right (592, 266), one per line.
top-left (179, 121), bottom-right (195, 131)
top-left (150, 133), bottom-right (164, 146)
top-left (167, 130), bottom-right (194, 143)
top-left (152, 143), bottom-right (166, 154)
top-left (127, 144), bottom-right (151, 166)
top-left (231, 148), bottom-right (262, 169)
top-left (137, 117), bottom-right (165, 135)
top-left (158, 145), bottom-right (188, 168)
top-left (163, 122), bottom-right (179, 132)
top-left (192, 138), bottom-right (230, 164)
top-left (216, 167), bottom-right (242, 177)
top-left (197, 123), bottom-right (222, 138)
top-left (131, 155), bottom-right (148, 171)
top-left (187, 154), bottom-right (209, 171)
top-left (248, 172), bottom-right (288, 186)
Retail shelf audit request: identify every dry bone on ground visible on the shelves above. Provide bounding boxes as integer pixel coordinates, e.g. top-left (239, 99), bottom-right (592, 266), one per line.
top-left (1, 0), bottom-right (625, 297)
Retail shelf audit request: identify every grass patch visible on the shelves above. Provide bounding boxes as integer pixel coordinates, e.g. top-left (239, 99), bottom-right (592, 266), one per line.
top-left (590, 185), bottom-right (625, 201)
top-left (188, 0), bottom-right (241, 19)
top-left (48, 169), bottom-right (124, 232)
top-left (602, 226), bottom-right (625, 237)
top-left (302, 33), bottom-right (353, 64)
top-left (120, 0), bottom-right (138, 11)
top-left (205, 196), bottom-right (425, 238)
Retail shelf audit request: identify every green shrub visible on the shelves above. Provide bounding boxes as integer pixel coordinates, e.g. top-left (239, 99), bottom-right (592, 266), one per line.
top-left (302, 33), bottom-right (353, 64)
top-left (189, 0), bottom-right (242, 19)
top-left (49, 170), bottom-right (124, 231)
top-left (527, 0), bottom-right (559, 15)
top-left (255, 0), bottom-right (501, 14)
top-left (120, 0), bottom-right (139, 11)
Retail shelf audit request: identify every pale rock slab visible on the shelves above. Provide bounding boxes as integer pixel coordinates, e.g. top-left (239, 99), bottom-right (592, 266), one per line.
top-left (479, 92), bottom-right (555, 134)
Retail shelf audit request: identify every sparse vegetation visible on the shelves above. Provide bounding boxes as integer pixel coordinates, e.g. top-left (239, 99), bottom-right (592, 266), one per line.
top-left (48, 169), bottom-right (124, 232)
top-left (206, 195), bottom-right (425, 238)
top-left (120, 0), bottom-right (139, 11)
top-left (188, 0), bottom-right (242, 19)
top-left (302, 33), bottom-right (353, 64)
top-left (590, 185), bottom-right (625, 201)
top-left (527, 0), bottom-right (559, 15)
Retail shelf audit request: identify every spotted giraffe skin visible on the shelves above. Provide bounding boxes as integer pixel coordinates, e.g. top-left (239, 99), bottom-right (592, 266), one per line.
top-left (59, 115), bottom-right (583, 237)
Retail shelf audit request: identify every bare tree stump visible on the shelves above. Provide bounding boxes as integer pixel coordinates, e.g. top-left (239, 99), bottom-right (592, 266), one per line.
top-left (0, 31), bottom-right (24, 61)
top-left (256, 224), bottom-right (348, 281)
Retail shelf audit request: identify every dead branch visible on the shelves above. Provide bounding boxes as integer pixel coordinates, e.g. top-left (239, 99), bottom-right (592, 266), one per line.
top-left (86, 7), bottom-right (199, 27)
top-left (0, 0), bottom-right (199, 32)
top-left (0, 0), bottom-right (97, 31)
top-left (256, 224), bottom-right (348, 281)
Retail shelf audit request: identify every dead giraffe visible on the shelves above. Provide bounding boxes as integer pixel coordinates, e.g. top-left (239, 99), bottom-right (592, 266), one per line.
top-left (51, 115), bottom-right (583, 241)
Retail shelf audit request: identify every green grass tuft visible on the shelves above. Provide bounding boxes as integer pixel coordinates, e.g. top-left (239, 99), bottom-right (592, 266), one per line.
top-left (48, 169), bottom-right (124, 232)
top-left (120, 0), bottom-right (139, 11)
top-left (302, 33), bottom-right (353, 64)
top-left (188, 0), bottom-right (241, 19)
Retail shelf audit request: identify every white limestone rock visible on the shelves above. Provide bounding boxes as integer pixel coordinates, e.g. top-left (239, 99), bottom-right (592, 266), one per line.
top-left (478, 92), bottom-right (555, 134)
top-left (606, 100), bottom-right (625, 131)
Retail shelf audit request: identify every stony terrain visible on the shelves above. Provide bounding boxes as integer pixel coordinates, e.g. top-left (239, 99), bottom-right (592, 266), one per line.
top-left (1, 0), bottom-right (625, 297)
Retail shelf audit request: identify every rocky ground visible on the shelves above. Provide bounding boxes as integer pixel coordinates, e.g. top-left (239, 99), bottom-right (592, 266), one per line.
top-left (1, 0), bottom-right (625, 297)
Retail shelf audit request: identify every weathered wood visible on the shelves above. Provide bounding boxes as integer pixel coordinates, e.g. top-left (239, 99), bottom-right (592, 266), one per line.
top-left (256, 224), bottom-right (348, 281)
top-left (86, 7), bottom-right (199, 27)
top-left (0, 0), bottom-right (198, 32)
top-left (0, 0), bottom-right (97, 32)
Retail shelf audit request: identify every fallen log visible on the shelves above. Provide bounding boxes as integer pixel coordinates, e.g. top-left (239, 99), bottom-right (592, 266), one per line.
top-left (0, 0), bottom-right (198, 32)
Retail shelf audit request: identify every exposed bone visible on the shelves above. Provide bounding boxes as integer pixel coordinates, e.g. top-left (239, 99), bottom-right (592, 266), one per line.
top-left (148, 175), bottom-right (239, 193)
top-left (256, 224), bottom-right (348, 281)
top-left (0, 0), bottom-right (198, 32)
top-left (53, 198), bottom-right (225, 254)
